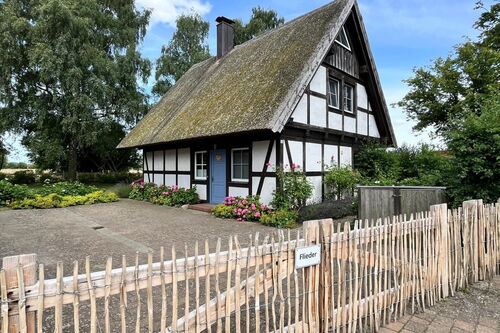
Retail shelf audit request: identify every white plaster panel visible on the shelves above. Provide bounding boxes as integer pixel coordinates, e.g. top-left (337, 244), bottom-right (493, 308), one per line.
top-left (165, 174), bottom-right (176, 187)
top-left (310, 65), bottom-right (327, 95)
top-left (252, 140), bottom-right (275, 172)
top-left (368, 102), bottom-right (372, 111)
top-left (344, 116), bottom-right (356, 133)
top-left (368, 114), bottom-right (381, 138)
top-left (357, 111), bottom-right (368, 136)
top-left (356, 83), bottom-right (368, 109)
top-left (307, 176), bottom-right (323, 204)
top-left (153, 151), bottom-right (164, 171)
top-left (305, 142), bottom-right (322, 172)
top-left (328, 112), bottom-right (343, 131)
top-left (165, 149), bottom-right (176, 171)
top-left (291, 95), bottom-right (308, 124)
top-left (339, 146), bottom-right (352, 167)
top-left (284, 140), bottom-right (303, 171)
top-left (260, 177), bottom-right (276, 205)
top-left (178, 174), bottom-right (190, 188)
top-left (229, 187), bottom-right (249, 198)
top-left (144, 151), bottom-right (153, 172)
top-left (324, 144), bottom-right (338, 167)
top-left (195, 184), bottom-right (207, 201)
top-left (177, 148), bottom-right (190, 171)
top-left (252, 177), bottom-right (260, 195)
top-left (309, 95), bottom-right (326, 128)
top-left (153, 173), bottom-right (164, 186)
top-left (144, 173), bottom-right (153, 183)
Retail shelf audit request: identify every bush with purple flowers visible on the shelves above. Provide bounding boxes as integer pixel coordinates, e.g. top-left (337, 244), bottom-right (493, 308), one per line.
top-left (129, 180), bottom-right (198, 206)
top-left (212, 195), bottom-right (270, 222)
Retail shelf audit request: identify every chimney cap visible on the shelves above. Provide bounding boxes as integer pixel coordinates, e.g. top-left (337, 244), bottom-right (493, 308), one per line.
top-left (216, 16), bottom-right (235, 25)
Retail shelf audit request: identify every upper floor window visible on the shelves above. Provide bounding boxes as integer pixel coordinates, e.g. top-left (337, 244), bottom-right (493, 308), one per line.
top-left (232, 148), bottom-right (249, 182)
top-left (194, 151), bottom-right (207, 180)
top-left (335, 26), bottom-right (351, 51)
top-left (328, 78), bottom-right (340, 109)
top-left (343, 84), bottom-right (354, 113)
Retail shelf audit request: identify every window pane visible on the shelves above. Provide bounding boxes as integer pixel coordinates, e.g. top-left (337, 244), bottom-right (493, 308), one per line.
top-left (233, 151), bottom-right (241, 164)
top-left (196, 152), bottom-right (202, 164)
top-left (242, 150), bottom-right (249, 164)
top-left (241, 165), bottom-right (249, 180)
top-left (328, 79), bottom-right (339, 107)
top-left (233, 165), bottom-right (241, 179)
top-left (202, 168), bottom-right (207, 178)
top-left (196, 168), bottom-right (203, 178)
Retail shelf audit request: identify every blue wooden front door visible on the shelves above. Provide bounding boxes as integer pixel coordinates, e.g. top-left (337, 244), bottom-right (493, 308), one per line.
top-left (210, 150), bottom-right (226, 204)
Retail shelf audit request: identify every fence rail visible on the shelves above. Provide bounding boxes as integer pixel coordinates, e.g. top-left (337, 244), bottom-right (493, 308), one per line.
top-left (1, 199), bottom-right (499, 333)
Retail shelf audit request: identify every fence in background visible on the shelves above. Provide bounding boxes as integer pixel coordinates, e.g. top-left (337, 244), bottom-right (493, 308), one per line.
top-left (357, 186), bottom-right (447, 221)
top-left (1, 199), bottom-right (498, 333)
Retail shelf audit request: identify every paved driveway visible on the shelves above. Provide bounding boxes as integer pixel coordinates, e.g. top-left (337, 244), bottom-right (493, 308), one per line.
top-left (0, 199), bottom-right (274, 277)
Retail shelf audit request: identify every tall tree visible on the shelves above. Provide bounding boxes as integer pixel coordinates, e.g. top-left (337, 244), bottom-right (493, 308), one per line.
top-left (153, 13), bottom-right (211, 97)
top-left (397, 2), bottom-right (499, 136)
top-left (234, 7), bottom-right (285, 45)
top-left (0, 0), bottom-right (151, 180)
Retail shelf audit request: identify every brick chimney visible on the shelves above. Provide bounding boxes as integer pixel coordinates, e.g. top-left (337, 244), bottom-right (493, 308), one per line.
top-left (216, 16), bottom-right (235, 59)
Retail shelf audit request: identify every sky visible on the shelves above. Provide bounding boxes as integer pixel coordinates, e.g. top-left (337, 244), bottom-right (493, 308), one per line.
top-left (6, 0), bottom-right (491, 162)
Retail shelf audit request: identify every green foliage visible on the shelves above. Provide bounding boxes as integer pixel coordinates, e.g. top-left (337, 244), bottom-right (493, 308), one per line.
top-left (77, 172), bottom-right (138, 184)
top-left (396, 2), bottom-right (499, 136)
top-left (259, 210), bottom-right (297, 229)
top-left (153, 13), bottom-right (211, 97)
top-left (109, 183), bottom-right (133, 199)
top-left (10, 171), bottom-right (36, 184)
top-left (354, 143), bottom-right (453, 187)
top-left (37, 181), bottom-right (98, 196)
top-left (212, 196), bottom-right (270, 222)
top-left (445, 97), bottom-right (500, 206)
top-left (3, 161), bottom-right (29, 169)
top-left (299, 198), bottom-right (357, 222)
top-left (324, 166), bottom-right (361, 199)
top-left (129, 182), bottom-right (199, 207)
top-left (233, 7), bottom-right (285, 45)
top-left (0, 0), bottom-right (151, 179)
top-left (271, 165), bottom-right (313, 211)
top-left (0, 180), bottom-right (33, 205)
top-left (8, 191), bottom-right (119, 209)
top-left (0, 173), bottom-right (6, 181)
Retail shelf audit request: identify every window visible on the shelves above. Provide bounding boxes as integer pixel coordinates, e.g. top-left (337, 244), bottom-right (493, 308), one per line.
top-left (232, 148), bottom-right (249, 182)
top-left (328, 78), bottom-right (340, 108)
top-left (195, 151), bottom-right (207, 180)
top-left (343, 84), bottom-right (354, 113)
top-left (335, 26), bottom-right (351, 50)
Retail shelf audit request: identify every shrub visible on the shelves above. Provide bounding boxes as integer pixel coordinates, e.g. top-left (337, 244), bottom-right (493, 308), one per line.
top-left (324, 166), bottom-right (361, 199)
top-left (0, 173), bottom-right (6, 181)
top-left (128, 181), bottom-right (199, 207)
top-left (259, 210), bottom-right (298, 228)
top-left (77, 172), bottom-right (139, 184)
top-left (271, 165), bottom-right (313, 211)
top-left (8, 191), bottom-right (119, 209)
top-left (212, 196), bottom-right (271, 222)
top-left (0, 180), bottom-right (34, 205)
top-left (10, 170), bottom-right (36, 184)
top-left (298, 197), bottom-right (357, 222)
top-left (37, 182), bottom-right (98, 196)
top-left (110, 183), bottom-right (133, 198)
top-left (38, 173), bottom-right (56, 184)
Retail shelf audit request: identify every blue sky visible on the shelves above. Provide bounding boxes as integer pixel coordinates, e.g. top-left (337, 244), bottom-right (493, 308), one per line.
top-left (6, 0), bottom-right (491, 162)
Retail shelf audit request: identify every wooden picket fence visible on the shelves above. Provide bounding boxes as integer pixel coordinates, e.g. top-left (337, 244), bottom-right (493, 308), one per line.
top-left (1, 199), bottom-right (499, 333)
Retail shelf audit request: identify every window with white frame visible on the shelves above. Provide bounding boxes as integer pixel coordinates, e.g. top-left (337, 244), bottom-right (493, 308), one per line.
top-left (194, 151), bottom-right (207, 180)
top-left (231, 148), bottom-right (249, 182)
top-left (328, 78), bottom-right (340, 108)
top-left (335, 26), bottom-right (351, 51)
top-left (343, 84), bottom-right (354, 113)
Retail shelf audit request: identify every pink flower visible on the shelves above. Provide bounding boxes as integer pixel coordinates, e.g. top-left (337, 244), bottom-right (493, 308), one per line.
top-left (162, 191), bottom-right (170, 196)
top-left (260, 204), bottom-right (265, 210)
top-left (291, 163), bottom-right (296, 169)
top-left (241, 200), bottom-right (247, 205)
top-left (251, 204), bottom-right (256, 210)
top-left (254, 212), bottom-right (261, 218)
top-left (265, 162), bottom-right (271, 167)
top-left (236, 218), bottom-right (243, 222)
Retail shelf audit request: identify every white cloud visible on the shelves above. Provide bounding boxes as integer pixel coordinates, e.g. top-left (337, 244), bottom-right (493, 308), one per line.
top-left (137, 0), bottom-right (212, 27)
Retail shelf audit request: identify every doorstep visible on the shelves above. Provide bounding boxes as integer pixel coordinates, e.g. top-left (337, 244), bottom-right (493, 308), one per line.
top-left (188, 203), bottom-right (214, 213)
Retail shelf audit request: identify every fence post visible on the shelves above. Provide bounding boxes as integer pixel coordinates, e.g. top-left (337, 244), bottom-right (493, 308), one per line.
top-left (2, 254), bottom-right (37, 333)
top-left (430, 204), bottom-right (449, 298)
top-left (302, 219), bottom-right (321, 332)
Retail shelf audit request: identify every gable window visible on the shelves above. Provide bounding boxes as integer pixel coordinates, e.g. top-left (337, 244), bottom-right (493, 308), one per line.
top-left (195, 151), bottom-right (207, 180)
top-left (343, 84), bottom-right (354, 113)
top-left (232, 148), bottom-right (249, 182)
top-left (328, 78), bottom-right (340, 108)
top-left (335, 26), bottom-right (351, 51)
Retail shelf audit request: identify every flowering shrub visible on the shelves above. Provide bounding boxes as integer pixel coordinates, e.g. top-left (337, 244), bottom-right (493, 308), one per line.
top-left (259, 210), bottom-right (298, 229)
top-left (271, 164), bottom-right (313, 211)
top-left (8, 191), bottom-right (119, 209)
top-left (0, 180), bottom-right (33, 205)
top-left (37, 181), bottom-right (98, 196)
top-left (129, 181), bottom-right (198, 207)
top-left (212, 196), bottom-right (270, 222)
top-left (324, 166), bottom-right (361, 199)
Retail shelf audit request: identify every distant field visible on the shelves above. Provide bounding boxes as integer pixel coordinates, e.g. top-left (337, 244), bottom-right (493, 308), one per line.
top-left (0, 168), bottom-right (43, 174)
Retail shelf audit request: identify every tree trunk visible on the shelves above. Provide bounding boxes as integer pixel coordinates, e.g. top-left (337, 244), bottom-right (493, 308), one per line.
top-left (67, 143), bottom-right (78, 181)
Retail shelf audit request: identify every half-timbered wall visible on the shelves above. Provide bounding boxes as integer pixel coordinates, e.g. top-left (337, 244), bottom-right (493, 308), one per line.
top-left (291, 64), bottom-right (381, 138)
top-left (281, 138), bottom-right (352, 204)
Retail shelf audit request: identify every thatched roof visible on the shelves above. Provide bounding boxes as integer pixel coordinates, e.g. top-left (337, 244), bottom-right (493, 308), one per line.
top-left (119, 0), bottom-right (372, 149)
